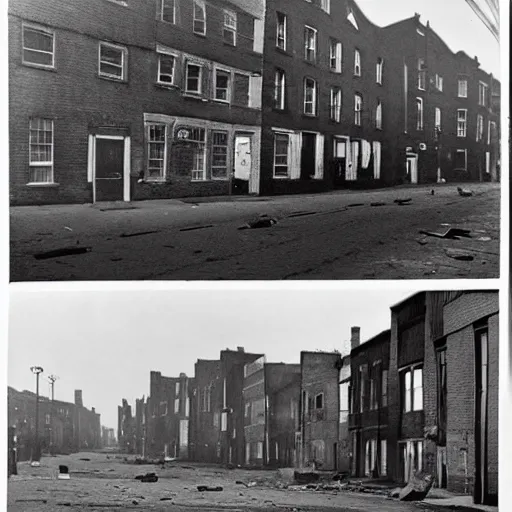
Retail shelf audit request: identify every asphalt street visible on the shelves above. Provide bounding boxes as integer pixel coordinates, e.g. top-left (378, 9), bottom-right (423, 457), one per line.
top-left (7, 452), bottom-right (472, 512)
top-left (10, 183), bottom-right (500, 281)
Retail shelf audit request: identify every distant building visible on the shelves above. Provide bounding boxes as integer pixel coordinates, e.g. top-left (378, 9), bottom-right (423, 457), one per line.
top-left (300, 351), bottom-right (342, 470)
top-left (243, 358), bottom-right (300, 467)
top-left (101, 426), bottom-right (116, 448)
top-left (8, 387), bottom-right (101, 460)
top-left (118, 398), bottom-right (136, 454)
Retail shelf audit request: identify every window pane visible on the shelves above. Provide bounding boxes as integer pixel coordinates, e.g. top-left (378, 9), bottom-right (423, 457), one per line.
top-left (159, 55), bottom-right (174, 82)
top-left (101, 46), bottom-right (123, 66)
top-left (23, 49), bottom-right (53, 66)
top-left (30, 166), bottom-right (52, 183)
top-left (24, 28), bottom-right (53, 52)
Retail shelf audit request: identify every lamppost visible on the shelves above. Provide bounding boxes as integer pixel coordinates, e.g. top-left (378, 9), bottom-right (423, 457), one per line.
top-left (30, 366), bottom-right (44, 466)
top-left (48, 375), bottom-right (58, 455)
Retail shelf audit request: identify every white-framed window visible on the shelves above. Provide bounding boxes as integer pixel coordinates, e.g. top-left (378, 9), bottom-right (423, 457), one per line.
top-left (22, 24), bottom-right (55, 69)
top-left (45, 414), bottom-right (51, 425)
top-left (476, 114), bottom-right (484, 141)
top-left (402, 365), bottom-right (423, 412)
top-left (435, 107), bottom-right (441, 131)
top-left (174, 398), bottom-right (180, 414)
top-left (158, 0), bottom-right (175, 23)
top-left (193, 0), bottom-right (206, 35)
top-left (479, 81), bottom-right (488, 106)
top-left (435, 74), bottom-right (443, 91)
top-left (304, 26), bottom-right (317, 62)
top-left (185, 62), bottom-right (202, 94)
top-left (321, 0), bottom-right (330, 14)
top-left (147, 124), bottom-right (167, 180)
top-left (211, 131), bottom-right (229, 179)
top-left (375, 100), bottom-right (382, 130)
top-left (330, 40), bottom-right (342, 73)
top-left (455, 148), bottom-right (468, 170)
top-left (274, 69), bottom-right (285, 110)
top-left (273, 132), bottom-right (290, 178)
top-left (354, 94), bottom-right (362, 125)
top-left (187, 127), bottom-right (207, 180)
top-left (416, 97), bottom-right (424, 130)
top-left (221, 411), bottom-right (227, 431)
top-left (457, 109), bottom-right (467, 137)
top-left (176, 382), bottom-right (180, 396)
top-left (256, 441), bottom-right (263, 458)
top-left (458, 78), bottom-right (468, 98)
top-left (330, 87), bottom-right (342, 122)
top-left (223, 10), bottom-right (237, 46)
top-left (276, 12), bottom-right (286, 50)
top-left (303, 77), bottom-right (317, 115)
top-left (29, 118), bottom-right (54, 184)
top-left (157, 52), bottom-right (176, 85)
top-left (98, 42), bottom-right (127, 80)
top-left (214, 68), bottom-right (231, 102)
top-left (376, 57), bottom-right (383, 84)
top-left (417, 58), bottom-right (426, 90)
top-left (381, 440), bottom-right (387, 476)
top-left (354, 49), bottom-right (361, 76)
top-left (402, 440), bottom-right (423, 481)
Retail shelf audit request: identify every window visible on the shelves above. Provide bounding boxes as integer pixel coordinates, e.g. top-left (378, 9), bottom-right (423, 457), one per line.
top-left (273, 133), bottom-right (290, 178)
top-left (98, 42), bottom-right (127, 80)
top-left (330, 87), bottom-right (342, 122)
top-left (304, 26), bottom-right (317, 62)
top-left (158, 0), bottom-right (175, 23)
top-left (22, 24), bottom-right (55, 68)
top-left (193, 0), bottom-right (206, 35)
top-left (402, 440), bottom-right (423, 481)
top-left (435, 74), bottom-right (443, 92)
top-left (187, 127), bottom-right (206, 180)
top-left (221, 411), bottom-right (227, 431)
top-left (329, 40), bottom-right (342, 72)
top-left (347, 8), bottom-right (359, 30)
top-left (176, 382), bottom-right (180, 396)
top-left (274, 69), bottom-right (285, 110)
top-left (365, 439), bottom-right (377, 476)
top-left (458, 79), bottom-right (468, 98)
top-left (157, 53), bottom-right (175, 85)
top-left (223, 10), bottom-right (237, 46)
top-left (402, 366), bottom-right (423, 412)
top-left (174, 398), bottom-right (180, 414)
top-left (376, 58), bottom-right (383, 84)
top-left (454, 149), bottom-right (467, 170)
top-left (257, 441), bottom-right (263, 458)
top-left (233, 73), bottom-right (250, 106)
top-left (375, 100), bottom-right (382, 130)
top-left (245, 402), bottom-right (250, 418)
top-left (214, 69), bottom-right (231, 102)
top-left (45, 414), bottom-right (51, 425)
top-left (417, 58), bottom-right (426, 90)
top-left (185, 63), bottom-right (202, 94)
top-left (160, 401), bottom-right (168, 416)
top-left (359, 365), bottom-right (367, 412)
top-left (479, 81), bottom-right (488, 106)
top-left (321, 0), bottom-right (330, 13)
top-left (354, 94), bottom-right (362, 126)
top-left (370, 376), bottom-right (377, 410)
top-left (476, 114), bottom-right (484, 141)
top-left (381, 440), bottom-right (387, 476)
top-left (416, 97), bottom-right (424, 130)
top-left (381, 369), bottom-right (388, 407)
top-left (211, 131), bottom-right (228, 179)
top-left (354, 49), bottom-right (361, 76)
top-left (276, 12), bottom-right (286, 50)
top-left (147, 124), bottom-right (167, 180)
top-left (457, 109), bottom-right (467, 137)
top-left (315, 393), bottom-right (324, 409)
top-left (303, 78), bottom-right (317, 115)
top-left (29, 118), bottom-right (54, 183)
top-left (435, 107), bottom-right (441, 131)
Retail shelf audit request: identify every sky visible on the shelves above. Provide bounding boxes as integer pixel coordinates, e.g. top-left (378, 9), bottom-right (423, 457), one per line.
top-left (8, 287), bottom-right (416, 429)
top-left (356, 0), bottom-right (501, 78)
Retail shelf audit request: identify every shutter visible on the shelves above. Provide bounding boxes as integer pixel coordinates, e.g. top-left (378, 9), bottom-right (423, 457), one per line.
top-left (233, 73), bottom-right (250, 106)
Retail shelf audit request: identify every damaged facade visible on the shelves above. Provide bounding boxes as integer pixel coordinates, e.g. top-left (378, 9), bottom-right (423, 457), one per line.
top-left (8, 387), bottom-right (102, 460)
top-left (9, 0), bottom-right (500, 205)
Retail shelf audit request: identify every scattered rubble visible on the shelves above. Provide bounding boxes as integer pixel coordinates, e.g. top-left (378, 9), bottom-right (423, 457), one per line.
top-left (394, 198), bottom-right (412, 205)
top-left (445, 249), bottom-right (475, 261)
top-left (239, 214), bottom-right (277, 230)
top-left (34, 247), bottom-right (91, 260)
top-left (457, 187), bottom-right (473, 197)
top-left (399, 472), bottom-right (434, 501)
top-left (419, 228), bottom-right (471, 240)
top-left (197, 485), bottom-right (223, 492)
top-left (135, 472), bottom-right (158, 482)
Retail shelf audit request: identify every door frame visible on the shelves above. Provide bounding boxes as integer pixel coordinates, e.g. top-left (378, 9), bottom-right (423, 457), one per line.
top-left (232, 132), bottom-right (254, 195)
top-left (88, 134), bottom-right (131, 203)
top-left (406, 152), bottom-right (418, 184)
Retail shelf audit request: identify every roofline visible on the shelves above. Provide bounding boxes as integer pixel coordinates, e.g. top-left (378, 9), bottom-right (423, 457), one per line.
top-left (390, 292), bottom-right (425, 311)
top-left (351, 329), bottom-right (391, 355)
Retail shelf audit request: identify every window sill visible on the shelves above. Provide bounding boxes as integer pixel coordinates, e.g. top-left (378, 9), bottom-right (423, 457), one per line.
top-left (212, 99), bottom-right (230, 105)
top-left (223, 41), bottom-right (237, 48)
top-left (26, 182), bottom-right (60, 188)
top-left (193, 32), bottom-right (207, 38)
top-left (22, 62), bottom-right (56, 72)
top-left (98, 74), bottom-right (128, 84)
top-left (273, 176), bottom-right (290, 180)
top-left (182, 93), bottom-right (207, 101)
top-left (155, 82), bottom-right (179, 90)
top-left (302, 113), bottom-right (318, 119)
top-left (190, 179), bottom-right (228, 183)
top-left (275, 47), bottom-right (291, 57)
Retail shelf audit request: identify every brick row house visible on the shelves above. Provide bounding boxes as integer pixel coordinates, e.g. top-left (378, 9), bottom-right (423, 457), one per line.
top-left (9, 0), bottom-right (500, 205)
top-left (8, 387), bottom-right (102, 460)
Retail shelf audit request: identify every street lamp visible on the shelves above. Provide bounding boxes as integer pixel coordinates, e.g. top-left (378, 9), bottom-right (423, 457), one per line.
top-left (30, 366), bottom-right (44, 466)
top-left (48, 375), bottom-right (59, 456)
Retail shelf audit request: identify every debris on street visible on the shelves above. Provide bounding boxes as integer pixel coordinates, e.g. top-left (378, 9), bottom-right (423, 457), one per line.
top-left (398, 472), bottom-right (434, 501)
top-left (197, 485), bottom-right (223, 492)
top-left (34, 247), bottom-right (92, 260)
top-left (419, 227), bottom-right (471, 239)
top-left (394, 198), bottom-right (412, 205)
top-left (457, 187), bottom-right (474, 197)
top-left (238, 214), bottom-right (277, 230)
top-left (445, 249), bottom-right (475, 261)
top-left (135, 472), bottom-right (158, 482)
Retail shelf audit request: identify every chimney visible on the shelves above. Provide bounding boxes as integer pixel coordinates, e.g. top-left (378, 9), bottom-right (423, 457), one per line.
top-left (179, 372), bottom-right (187, 378)
top-left (237, 346), bottom-right (245, 352)
top-left (74, 390), bottom-right (83, 407)
top-left (92, 407), bottom-right (95, 414)
top-left (350, 327), bottom-right (361, 351)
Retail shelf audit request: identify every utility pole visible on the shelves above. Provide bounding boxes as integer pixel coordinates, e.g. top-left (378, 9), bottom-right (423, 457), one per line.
top-left (30, 366), bottom-right (44, 466)
top-left (48, 375), bottom-right (58, 456)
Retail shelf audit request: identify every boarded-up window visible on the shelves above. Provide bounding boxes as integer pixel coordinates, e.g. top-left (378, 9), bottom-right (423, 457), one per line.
top-left (233, 73), bottom-right (249, 106)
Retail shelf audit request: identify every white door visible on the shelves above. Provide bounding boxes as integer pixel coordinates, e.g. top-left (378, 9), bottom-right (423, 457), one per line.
top-left (234, 136), bottom-right (251, 181)
top-left (406, 155), bottom-right (418, 184)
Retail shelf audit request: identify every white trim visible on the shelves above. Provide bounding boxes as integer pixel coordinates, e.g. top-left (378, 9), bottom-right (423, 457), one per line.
top-left (213, 66), bottom-right (232, 103)
top-left (276, 11), bottom-right (287, 51)
top-left (304, 25), bottom-right (317, 62)
top-left (354, 48), bottom-right (361, 76)
top-left (96, 134), bottom-right (124, 140)
top-left (185, 61), bottom-right (203, 94)
top-left (22, 22), bottom-right (56, 70)
top-left (193, 0), bottom-right (207, 35)
top-left (87, 134), bottom-right (94, 183)
top-left (98, 41), bottom-right (127, 81)
top-left (157, 52), bottom-right (177, 86)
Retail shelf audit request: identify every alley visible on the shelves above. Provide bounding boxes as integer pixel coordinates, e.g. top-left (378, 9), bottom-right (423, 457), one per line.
top-left (7, 452), bottom-right (471, 512)
top-left (10, 183), bottom-right (500, 281)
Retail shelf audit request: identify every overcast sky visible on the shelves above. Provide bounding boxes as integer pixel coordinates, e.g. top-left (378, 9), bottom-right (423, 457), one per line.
top-left (8, 287), bottom-right (416, 429)
top-left (357, 0), bottom-right (500, 78)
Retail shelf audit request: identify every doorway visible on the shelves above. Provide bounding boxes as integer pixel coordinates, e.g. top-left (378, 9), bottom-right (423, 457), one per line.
top-left (406, 154), bottom-right (418, 184)
top-left (333, 137), bottom-right (348, 185)
top-left (301, 133), bottom-right (317, 180)
top-left (232, 135), bottom-right (251, 195)
top-left (95, 137), bottom-right (125, 201)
